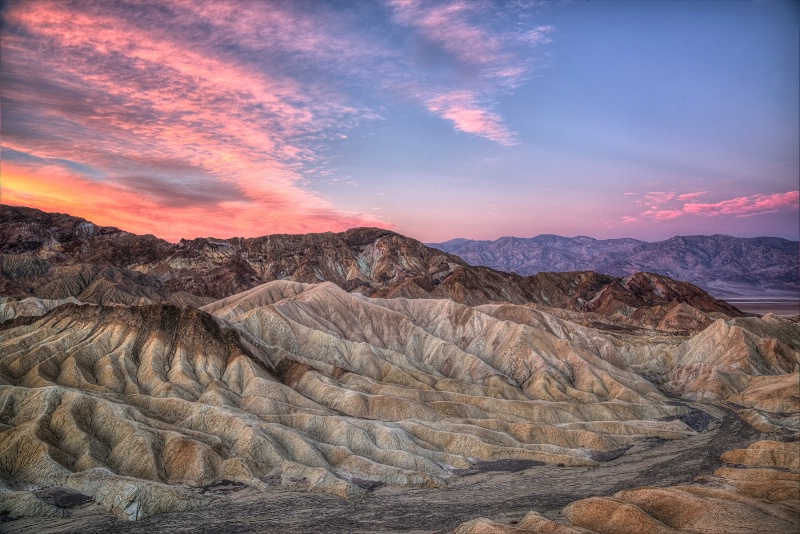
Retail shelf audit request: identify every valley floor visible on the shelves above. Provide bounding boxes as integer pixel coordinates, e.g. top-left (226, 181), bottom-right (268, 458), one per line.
top-left (723, 298), bottom-right (800, 317)
top-left (2, 403), bottom-right (775, 534)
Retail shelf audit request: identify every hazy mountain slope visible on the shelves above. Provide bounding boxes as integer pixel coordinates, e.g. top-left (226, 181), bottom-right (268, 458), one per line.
top-left (429, 234), bottom-right (800, 294)
top-left (1, 205), bottom-right (741, 319)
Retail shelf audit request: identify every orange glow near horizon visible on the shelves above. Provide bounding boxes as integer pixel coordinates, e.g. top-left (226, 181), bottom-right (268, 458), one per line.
top-left (0, 0), bottom-right (391, 242)
top-left (1, 164), bottom-right (392, 241)
top-left (2, 1), bottom-right (797, 242)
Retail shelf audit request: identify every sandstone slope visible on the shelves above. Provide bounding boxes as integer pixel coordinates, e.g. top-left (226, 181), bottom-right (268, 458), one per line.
top-left (1, 282), bottom-right (703, 520)
top-left (477, 302), bottom-right (800, 430)
top-left (2, 280), bottom-right (797, 523)
top-left (452, 439), bottom-right (800, 534)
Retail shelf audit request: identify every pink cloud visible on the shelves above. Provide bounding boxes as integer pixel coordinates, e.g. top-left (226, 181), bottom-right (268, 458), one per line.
top-left (2, 0), bottom-right (387, 235)
top-left (426, 92), bottom-right (516, 145)
top-left (3, 0), bottom-right (553, 240)
top-left (676, 191), bottom-right (708, 201)
top-left (390, 0), bottom-right (506, 69)
top-left (624, 190), bottom-right (799, 223)
top-left (639, 191), bottom-right (677, 206)
top-left (173, 0), bottom-right (390, 77)
top-left (684, 191), bottom-right (800, 217)
top-left (388, 0), bottom-right (546, 143)
top-left (641, 209), bottom-right (684, 221)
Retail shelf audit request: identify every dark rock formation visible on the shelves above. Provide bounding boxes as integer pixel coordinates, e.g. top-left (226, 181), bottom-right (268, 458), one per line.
top-left (1, 205), bottom-right (741, 320)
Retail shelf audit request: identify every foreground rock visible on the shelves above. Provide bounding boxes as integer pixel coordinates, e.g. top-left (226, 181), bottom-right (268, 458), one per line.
top-left (453, 440), bottom-right (799, 534)
top-left (2, 280), bottom-right (797, 524)
top-left (1, 281), bottom-right (713, 521)
top-left (0, 409), bottom-right (783, 533)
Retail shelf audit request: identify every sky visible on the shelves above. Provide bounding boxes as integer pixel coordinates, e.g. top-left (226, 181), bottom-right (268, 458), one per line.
top-left (1, 0), bottom-right (798, 243)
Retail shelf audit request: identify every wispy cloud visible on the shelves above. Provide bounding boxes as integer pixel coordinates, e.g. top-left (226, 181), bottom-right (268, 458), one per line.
top-left (684, 191), bottom-right (800, 217)
top-left (676, 191), bottom-right (708, 201)
top-left (0, 0), bottom-right (389, 237)
top-left (426, 91), bottom-right (516, 145)
top-left (1, 0), bottom-right (551, 238)
top-left (387, 0), bottom-right (550, 143)
top-left (623, 190), bottom-right (799, 223)
top-left (390, 0), bottom-right (511, 74)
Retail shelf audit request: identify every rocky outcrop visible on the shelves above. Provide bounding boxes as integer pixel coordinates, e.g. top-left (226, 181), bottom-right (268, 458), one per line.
top-left (661, 314), bottom-right (800, 403)
top-left (1, 282), bottom-right (709, 520)
top-left (452, 440), bottom-right (800, 534)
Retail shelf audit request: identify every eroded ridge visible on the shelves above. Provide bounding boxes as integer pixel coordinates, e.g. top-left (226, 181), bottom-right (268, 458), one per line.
top-left (1, 281), bottom-right (703, 521)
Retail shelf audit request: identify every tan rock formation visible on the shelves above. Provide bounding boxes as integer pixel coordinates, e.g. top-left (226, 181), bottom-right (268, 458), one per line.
top-left (451, 439), bottom-right (800, 534)
top-left (479, 300), bottom-right (800, 420)
top-left (1, 283), bottom-right (701, 520)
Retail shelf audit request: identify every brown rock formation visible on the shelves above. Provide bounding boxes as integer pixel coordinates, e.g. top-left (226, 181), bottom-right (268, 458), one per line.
top-left (1, 205), bottom-right (742, 321)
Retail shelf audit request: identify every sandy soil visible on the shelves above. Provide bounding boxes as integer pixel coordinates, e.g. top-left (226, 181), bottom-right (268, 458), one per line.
top-left (3, 403), bottom-right (784, 534)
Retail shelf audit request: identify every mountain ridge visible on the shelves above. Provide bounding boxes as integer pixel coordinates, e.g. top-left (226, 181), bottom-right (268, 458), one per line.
top-left (0, 205), bottom-right (741, 320)
top-left (428, 233), bottom-right (800, 296)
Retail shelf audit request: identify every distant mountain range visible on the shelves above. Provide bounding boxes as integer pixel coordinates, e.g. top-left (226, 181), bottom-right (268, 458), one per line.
top-left (0, 205), bottom-right (742, 320)
top-left (428, 234), bottom-right (800, 297)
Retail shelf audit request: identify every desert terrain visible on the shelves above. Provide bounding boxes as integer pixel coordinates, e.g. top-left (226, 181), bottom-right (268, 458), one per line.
top-left (1, 206), bottom-right (797, 533)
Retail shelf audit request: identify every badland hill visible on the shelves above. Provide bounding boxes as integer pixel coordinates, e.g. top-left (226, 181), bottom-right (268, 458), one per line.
top-left (0, 205), bottom-right (797, 533)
